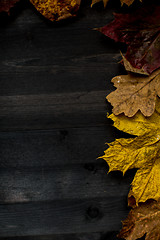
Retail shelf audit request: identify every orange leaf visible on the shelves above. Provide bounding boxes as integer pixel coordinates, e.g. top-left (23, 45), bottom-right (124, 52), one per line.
top-left (30, 0), bottom-right (81, 21)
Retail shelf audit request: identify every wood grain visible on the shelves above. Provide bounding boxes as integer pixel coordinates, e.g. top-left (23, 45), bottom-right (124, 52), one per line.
top-left (0, 91), bottom-right (110, 131)
top-left (0, 0), bottom-right (132, 239)
top-left (0, 197), bottom-right (128, 237)
top-left (0, 163), bottom-right (132, 204)
top-left (0, 232), bottom-right (121, 240)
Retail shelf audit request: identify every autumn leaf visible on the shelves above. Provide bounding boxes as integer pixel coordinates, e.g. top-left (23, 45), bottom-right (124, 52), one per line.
top-left (107, 68), bottom-right (160, 117)
top-left (91, 0), bottom-right (137, 7)
top-left (30, 0), bottom-right (81, 21)
top-left (101, 102), bottom-right (160, 205)
top-left (0, 0), bottom-right (20, 14)
top-left (122, 55), bottom-right (149, 76)
top-left (91, 0), bottom-right (109, 8)
top-left (97, 6), bottom-right (160, 75)
top-left (118, 200), bottom-right (160, 240)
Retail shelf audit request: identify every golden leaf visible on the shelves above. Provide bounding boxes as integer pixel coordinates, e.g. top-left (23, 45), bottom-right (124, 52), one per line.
top-left (91, 0), bottom-right (139, 7)
top-left (120, 0), bottom-right (135, 6)
top-left (118, 200), bottom-right (160, 240)
top-left (101, 102), bottom-right (160, 205)
top-left (91, 0), bottom-right (108, 7)
top-left (107, 69), bottom-right (160, 117)
top-left (30, 0), bottom-right (81, 21)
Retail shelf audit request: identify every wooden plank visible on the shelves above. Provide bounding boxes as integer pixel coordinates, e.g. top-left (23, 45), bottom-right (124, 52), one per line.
top-left (0, 90), bottom-right (112, 131)
top-left (0, 197), bottom-right (129, 237)
top-left (0, 231), bottom-right (146, 240)
top-left (0, 2), bottom-right (123, 97)
top-left (0, 1), bottom-right (133, 239)
top-left (0, 231), bottom-right (120, 240)
top-left (0, 126), bottom-right (126, 167)
top-left (0, 163), bottom-right (133, 203)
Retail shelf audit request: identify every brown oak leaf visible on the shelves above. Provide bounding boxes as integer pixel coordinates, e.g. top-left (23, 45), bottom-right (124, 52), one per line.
top-left (97, 6), bottom-right (160, 75)
top-left (107, 69), bottom-right (160, 117)
top-left (118, 200), bottom-right (160, 240)
top-left (30, 0), bottom-right (81, 22)
top-left (0, 0), bottom-right (20, 14)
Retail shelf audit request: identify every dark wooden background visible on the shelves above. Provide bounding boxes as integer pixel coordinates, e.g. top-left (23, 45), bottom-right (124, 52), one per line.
top-left (0, 0), bottom-right (141, 239)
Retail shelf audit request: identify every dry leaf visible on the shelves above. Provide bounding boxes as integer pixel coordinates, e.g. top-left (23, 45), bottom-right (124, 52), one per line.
top-left (91, 0), bottom-right (109, 7)
top-left (97, 6), bottom-right (160, 75)
top-left (91, 0), bottom-right (137, 7)
top-left (0, 0), bottom-right (20, 14)
top-left (101, 102), bottom-right (160, 205)
top-left (30, 0), bottom-right (81, 21)
top-left (122, 55), bottom-right (148, 76)
top-left (120, 0), bottom-right (136, 5)
top-left (118, 200), bottom-right (160, 240)
top-left (107, 68), bottom-right (160, 117)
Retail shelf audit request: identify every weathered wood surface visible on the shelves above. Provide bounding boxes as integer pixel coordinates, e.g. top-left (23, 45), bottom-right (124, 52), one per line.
top-left (0, 0), bottom-right (137, 239)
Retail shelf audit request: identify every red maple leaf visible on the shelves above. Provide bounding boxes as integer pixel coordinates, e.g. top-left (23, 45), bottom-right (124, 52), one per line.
top-left (0, 0), bottom-right (20, 15)
top-left (98, 6), bottom-right (160, 75)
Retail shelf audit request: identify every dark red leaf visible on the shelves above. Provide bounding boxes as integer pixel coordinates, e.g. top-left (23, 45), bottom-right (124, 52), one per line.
top-left (98, 6), bottom-right (160, 75)
top-left (0, 0), bottom-right (20, 15)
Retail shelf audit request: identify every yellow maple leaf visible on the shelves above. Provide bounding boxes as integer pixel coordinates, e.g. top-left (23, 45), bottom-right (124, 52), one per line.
top-left (101, 100), bottom-right (160, 205)
top-left (91, 0), bottom-right (139, 7)
top-left (30, 0), bottom-right (81, 21)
